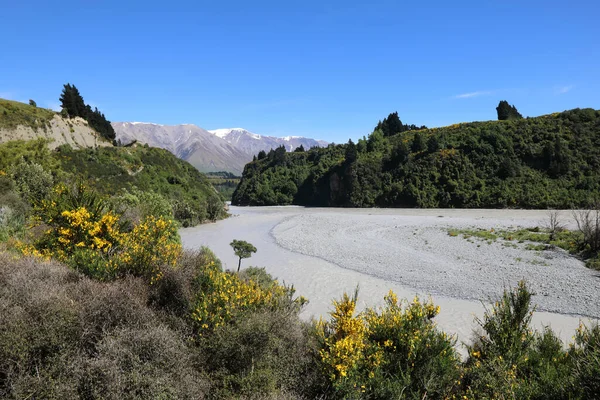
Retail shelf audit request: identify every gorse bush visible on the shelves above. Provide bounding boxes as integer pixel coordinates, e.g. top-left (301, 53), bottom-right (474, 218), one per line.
top-left (463, 281), bottom-right (578, 399)
top-left (0, 138), bottom-right (226, 228)
top-left (571, 324), bottom-right (600, 398)
top-left (19, 182), bottom-right (181, 282)
top-left (191, 258), bottom-right (306, 333)
top-left (316, 290), bottom-right (460, 399)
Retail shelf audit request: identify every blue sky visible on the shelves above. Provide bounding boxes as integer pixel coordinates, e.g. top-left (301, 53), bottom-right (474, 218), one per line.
top-left (1, 0), bottom-right (598, 143)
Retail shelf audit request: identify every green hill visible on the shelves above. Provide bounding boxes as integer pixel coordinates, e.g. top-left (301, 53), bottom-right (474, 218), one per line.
top-left (0, 98), bottom-right (112, 149)
top-left (233, 108), bottom-right (600, 208)
top-left (0, 139), bottom-right (225, 226)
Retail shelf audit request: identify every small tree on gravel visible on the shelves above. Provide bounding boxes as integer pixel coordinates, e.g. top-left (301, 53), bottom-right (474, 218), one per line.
top-left (545, 210), bottom-right (564, 241)
top-left (230, 239), bottom-right (257, 272)
top-left (573, 206), bottom-right (600, 253)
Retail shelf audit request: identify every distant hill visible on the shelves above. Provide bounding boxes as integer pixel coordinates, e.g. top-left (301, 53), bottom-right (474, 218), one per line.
top-left (0, 98), bottom-right (112, 149)
top-left (112, 123), bottom-right (327, 175)
top-left (233, 108), bottom-right (600, 209)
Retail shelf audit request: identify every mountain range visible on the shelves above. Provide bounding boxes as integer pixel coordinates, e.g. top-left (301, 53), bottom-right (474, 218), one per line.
top-left (112, 123), bottom-right (327, 175)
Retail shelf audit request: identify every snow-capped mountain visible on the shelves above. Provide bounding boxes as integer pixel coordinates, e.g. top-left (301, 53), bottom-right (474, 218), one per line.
top-left (207, 128), bottom-right (328, 156)
top-left (112, 122), bottom-right (249, 175)
top-left (112, 123), bottom-right (328, 175)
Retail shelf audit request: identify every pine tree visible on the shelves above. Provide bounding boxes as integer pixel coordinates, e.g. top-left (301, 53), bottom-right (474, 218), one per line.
top-left (385, 112), bottom-right (403, 136)
top-left (58, 84), bottom-right (116, 141)
top-left (59, 83), bottom-right (86, 118)
top-left (411, 132), bottom-right (427, 153)
top-left (497, 100), bottom-right (523, 120)
top-left (345, 139), bottom-right (357, 164)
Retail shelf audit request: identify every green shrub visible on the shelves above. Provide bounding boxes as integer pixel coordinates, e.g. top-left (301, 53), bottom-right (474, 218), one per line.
top-left (10, 158), bottom-right (53, 204)
top-left (463, 281), bottom-right (578, 398)
top-left (572, 323), bottom-right (600, 398)
top-left (201, 309), bottom-right (314, 399)
top-left (0, 253), bottom-right (208, 399)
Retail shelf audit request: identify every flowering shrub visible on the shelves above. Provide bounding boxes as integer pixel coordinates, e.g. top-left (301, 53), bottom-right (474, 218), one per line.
top-left (20, 183), bottom-right (181, 281)
top-left (191, 260), bottom-right (306, 333)
top-left (463, 281), bottom-right (575, 399)
top-left (316, 290), bottom-right (459, 398)
top-left (111, 215), bottom-right (181, 283)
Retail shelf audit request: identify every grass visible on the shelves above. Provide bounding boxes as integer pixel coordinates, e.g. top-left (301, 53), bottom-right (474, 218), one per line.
top-left (448, 226), bottom-right (580, 254)
top-left (0, 98), bottom-right (55, 131)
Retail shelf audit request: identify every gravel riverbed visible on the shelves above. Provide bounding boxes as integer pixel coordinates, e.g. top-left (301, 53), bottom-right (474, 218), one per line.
top-left (272, 211), bottom-right (600, 318)
top-left (181, 207), bottom-right (598, 350)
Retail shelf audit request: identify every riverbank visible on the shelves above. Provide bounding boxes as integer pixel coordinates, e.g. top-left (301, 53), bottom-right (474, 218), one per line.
top-left (180, 206), bottom-right (598, 352)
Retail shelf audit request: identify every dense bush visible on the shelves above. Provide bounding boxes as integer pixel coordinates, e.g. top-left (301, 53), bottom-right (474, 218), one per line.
top-left (9, 158), bottom-right (54, 204)
top-left (0, 254), bottom-right (209, 399)
top-left (19, 182), bottom-right (181, 282)
top-left (233, 108), bottom-right (600, 209)
top-left (0, 138), bottom-right (226, 227)
top-left (315, 290), bottom-right (460, 399)
top-left (1, 249), bottom-right (600, 399)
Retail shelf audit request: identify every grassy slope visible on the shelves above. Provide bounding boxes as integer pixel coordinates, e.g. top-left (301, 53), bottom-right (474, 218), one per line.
top-left (0, 98), bottom-right (55, 130)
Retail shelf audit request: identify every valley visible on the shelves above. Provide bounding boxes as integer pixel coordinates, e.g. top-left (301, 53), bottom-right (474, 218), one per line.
top-left (180, 206), bottom-right (598, 351)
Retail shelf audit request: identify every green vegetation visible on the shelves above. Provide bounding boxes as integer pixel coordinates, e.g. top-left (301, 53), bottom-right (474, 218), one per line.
top-left (233, 108), bottom-right (600, 209)
top-left (497, 100), bottom-right (523, 120)
top-left (0, 98), bottom-right (55, 131)
top-left (1, 164), bottom-right (599, 398)
top-left (446, 222), bottom-right (600, 270)
top-left (1, 246), bottom-right (599, 399)
top-left (0, 139), bottom-right (225, 228)
top-left (230, 239), bottom-right (257, 272)
top-left (206, 171), bottom-right (241, 200)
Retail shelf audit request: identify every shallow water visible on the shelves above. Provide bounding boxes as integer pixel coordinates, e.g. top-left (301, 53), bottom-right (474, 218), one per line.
top-left (181, 206), bottom-right (596, 352)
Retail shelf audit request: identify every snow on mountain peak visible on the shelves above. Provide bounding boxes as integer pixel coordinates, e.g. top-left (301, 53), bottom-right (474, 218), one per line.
top-left (209, 128), bottom-right (262, 140)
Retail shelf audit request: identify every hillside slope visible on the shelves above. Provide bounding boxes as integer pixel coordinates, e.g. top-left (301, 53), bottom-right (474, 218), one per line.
top-left (0, 99), bottom-right (111, 149)
top-left (233, 108), bottom-right (600, 208)
top-left (0, 139), bottom-right (225, 225)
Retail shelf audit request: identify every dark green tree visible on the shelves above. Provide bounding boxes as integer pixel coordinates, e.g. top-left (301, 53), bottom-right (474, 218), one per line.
top-left (427, 135), bottom-right (440, 153)
top-left (497, 101), bottom-right (523, 121)
top-left (59, 83), bottom-right (86, 118)
top-left (59, 83), bottom-right (115, 141)
top-left (411, 132), bottom-right (427, 153)
top-left (375, 112), bottom-right (427, 137)
top-left (345, 139), bottom-right (357, 164)
top-left (294, 144), bottom-right (305, 152)
top-left (257, 150), bottom-right (267, 160)
top-left (28, 100), bottom-right (36, 107)
top-left (230, 239), bottom-right (257, 272)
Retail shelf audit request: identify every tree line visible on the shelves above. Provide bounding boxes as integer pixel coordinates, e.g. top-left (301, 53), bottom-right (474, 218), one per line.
top-left (59, 83), bottom-right (116, 142)
top-left (233, 105), bottom-right (600, 209)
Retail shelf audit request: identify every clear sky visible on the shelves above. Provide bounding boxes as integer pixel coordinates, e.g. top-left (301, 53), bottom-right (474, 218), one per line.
top-left (1, 0), bottom-right (598, 143)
